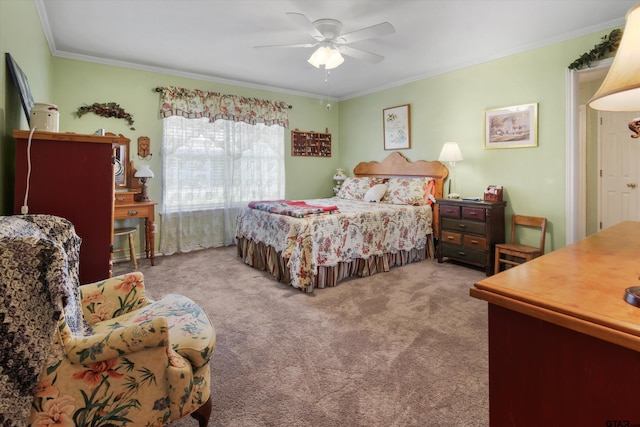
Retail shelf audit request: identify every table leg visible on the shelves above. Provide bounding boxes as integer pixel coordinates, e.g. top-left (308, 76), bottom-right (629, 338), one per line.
top-left (144, 218), bottom-right (155, 266)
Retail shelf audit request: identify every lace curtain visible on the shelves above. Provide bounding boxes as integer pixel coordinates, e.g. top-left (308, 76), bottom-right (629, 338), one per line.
top-left (158, 87), bottom-right (287, 255)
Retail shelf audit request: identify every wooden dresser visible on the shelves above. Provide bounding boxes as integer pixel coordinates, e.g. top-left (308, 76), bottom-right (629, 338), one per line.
top-left (436, 198), bottom-right (506, 275)
top-left (13, 130), bottom-right (120, 284)
top-left (471, 221), bottom-right (640, 426)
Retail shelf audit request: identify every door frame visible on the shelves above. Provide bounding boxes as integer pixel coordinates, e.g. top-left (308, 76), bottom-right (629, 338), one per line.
top-left (565, 57), bottom-right (612, 244)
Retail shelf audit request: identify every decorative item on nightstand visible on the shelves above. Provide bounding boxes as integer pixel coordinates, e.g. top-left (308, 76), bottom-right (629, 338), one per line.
top-left (438, 142), bottom-right (463, 199)
top-left (134, 164), bottom-right (154, 202)
top-left (333, 168), bottom-right (347, 194)
top-left (484, 185), bottom-right (503, 202)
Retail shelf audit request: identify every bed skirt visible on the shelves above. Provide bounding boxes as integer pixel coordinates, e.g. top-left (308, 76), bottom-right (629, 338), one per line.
top-left (236, 235), bottom-right (435, 293)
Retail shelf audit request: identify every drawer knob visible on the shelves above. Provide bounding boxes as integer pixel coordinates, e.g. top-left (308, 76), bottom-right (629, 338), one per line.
top-left (447, 236), bottom-right (454, 240)
top-left (127, 210), bottom-right (138, 216)
top-left (458, 224), bottom-right (466, 228)
top-left (116, 196), bottom-right (125, 202)
top-left (470, 240), bottom-right (479, 245)
top-left (457, 251), bottom-right (466, 256)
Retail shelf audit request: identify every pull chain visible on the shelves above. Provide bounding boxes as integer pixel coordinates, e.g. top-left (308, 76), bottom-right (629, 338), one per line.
top-left (325, 69), bottom-right (331, 111)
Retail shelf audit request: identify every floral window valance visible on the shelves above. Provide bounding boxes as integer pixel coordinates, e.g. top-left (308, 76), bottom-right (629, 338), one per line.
top-left (155, 86), bottom-right (291, 128)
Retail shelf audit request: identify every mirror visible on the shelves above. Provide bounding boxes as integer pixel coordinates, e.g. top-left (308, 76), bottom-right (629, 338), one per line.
top-left (109, 133), bottom-right (131, 189)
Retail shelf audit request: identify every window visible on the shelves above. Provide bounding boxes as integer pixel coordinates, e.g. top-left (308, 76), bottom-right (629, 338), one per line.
top-left (160, 116), bottom-right (285, 253)
top-left (162, 116), bottom-right (284, 212)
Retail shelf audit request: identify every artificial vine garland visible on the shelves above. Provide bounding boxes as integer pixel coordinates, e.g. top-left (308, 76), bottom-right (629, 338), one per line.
top-left (76, 102), bottom-right (135, 130)
top-left (568, 28), bottom-right (622, 70)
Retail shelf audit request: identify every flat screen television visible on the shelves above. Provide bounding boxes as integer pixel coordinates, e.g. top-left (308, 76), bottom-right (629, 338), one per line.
top-left (6, 52), bottom-right (35, 126)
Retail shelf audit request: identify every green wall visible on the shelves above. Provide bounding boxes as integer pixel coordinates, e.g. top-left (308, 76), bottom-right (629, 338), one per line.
top-left (339, 31), bottom-right (616, 252)
top-left (0, 0), bottom-right (53, 214)
top-left (50, 58), bottom-right (340, 207)
top-left (1, 0), bottom-right (622, 254)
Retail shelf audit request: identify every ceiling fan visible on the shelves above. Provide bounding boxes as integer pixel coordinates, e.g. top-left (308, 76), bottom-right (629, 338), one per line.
top-left (255, 13), bottom-right (395, 68)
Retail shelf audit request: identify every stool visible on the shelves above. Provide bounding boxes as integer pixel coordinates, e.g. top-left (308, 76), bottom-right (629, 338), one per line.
top-left (114, 227), bottom-right (138, 269)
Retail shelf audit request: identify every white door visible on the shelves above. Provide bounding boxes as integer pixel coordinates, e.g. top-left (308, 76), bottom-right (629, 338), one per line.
top-left (598, 111), bottom-right (640, 230)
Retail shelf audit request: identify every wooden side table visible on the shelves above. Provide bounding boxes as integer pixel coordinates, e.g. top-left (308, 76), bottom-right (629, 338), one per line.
top-left (113, 200), bottom-right (157, 268)
top-left (436, 198), bottom-right (506, 275)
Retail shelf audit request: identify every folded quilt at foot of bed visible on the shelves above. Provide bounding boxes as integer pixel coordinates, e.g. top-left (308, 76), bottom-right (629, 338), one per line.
top-left (248, 200), bottom-right (339, 218)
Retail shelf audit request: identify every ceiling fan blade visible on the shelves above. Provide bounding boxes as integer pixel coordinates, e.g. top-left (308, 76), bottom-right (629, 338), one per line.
top-left (286, 12), bottom-right (324, 40)
top-left (338, 22), bottom-right (395, 44)
top-left (254, 42), bottom-right (318, 49)
top-left (337, 45), bottom-right (385, 64)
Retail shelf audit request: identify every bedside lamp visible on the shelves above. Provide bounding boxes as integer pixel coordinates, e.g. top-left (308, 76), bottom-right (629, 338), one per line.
top-left (134, 164), bottom-right (154, 202)
top-left (588, 3), bottom-right (640, 139)
top-left (333, 168), bottom-right (347, 194)
top-left (438, 142), bottom-right (463, 199)
top-left (588, 3), bottom-right (640, 308)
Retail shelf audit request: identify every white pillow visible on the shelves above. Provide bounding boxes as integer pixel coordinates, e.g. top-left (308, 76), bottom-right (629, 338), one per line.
top-left (364, 183), bottom-right (388, 202)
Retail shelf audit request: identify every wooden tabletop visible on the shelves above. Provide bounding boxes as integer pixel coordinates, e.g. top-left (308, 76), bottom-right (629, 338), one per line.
top-left (471, 221), bottom-right (640, 352)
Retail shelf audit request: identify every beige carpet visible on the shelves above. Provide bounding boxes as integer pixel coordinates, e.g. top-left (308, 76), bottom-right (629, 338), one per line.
top-left (115, 247), bottom-right (489, 427)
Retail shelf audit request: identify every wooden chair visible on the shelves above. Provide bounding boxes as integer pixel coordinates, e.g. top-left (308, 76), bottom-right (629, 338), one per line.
top-left (494, 214), bottom-right (547, 274)
top-left (114, 226), bottom-right (138, 269)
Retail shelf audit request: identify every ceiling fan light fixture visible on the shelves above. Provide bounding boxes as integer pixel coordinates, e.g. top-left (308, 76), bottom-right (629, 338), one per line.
top-left (308, 46), bottom-right (344, 69)
top-left (325, 49), bottom-right (344, 69)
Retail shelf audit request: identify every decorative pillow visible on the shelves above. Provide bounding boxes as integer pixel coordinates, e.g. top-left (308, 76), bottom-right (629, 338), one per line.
top-left (337, 177), bottom-right (374, 200)
top-left (383, 177), bottom-right (435, 205)
top-left (363, 183), bottom-right (388, 202)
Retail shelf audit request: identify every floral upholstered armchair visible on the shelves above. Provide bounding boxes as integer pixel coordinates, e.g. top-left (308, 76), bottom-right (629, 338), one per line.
top-left (0, 215), bottom-right (215, 427)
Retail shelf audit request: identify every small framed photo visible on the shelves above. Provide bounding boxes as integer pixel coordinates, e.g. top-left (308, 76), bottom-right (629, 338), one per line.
top-left (484, 103), bottom-right (538, 149)
top-left (383, 104), bottom-right (411, 150)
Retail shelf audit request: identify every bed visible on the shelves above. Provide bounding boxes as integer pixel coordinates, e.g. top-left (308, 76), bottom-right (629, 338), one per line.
top-left (236, 152), bottom-right (448, 293)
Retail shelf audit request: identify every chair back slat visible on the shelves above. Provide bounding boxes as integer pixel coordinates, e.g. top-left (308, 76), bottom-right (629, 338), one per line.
top-left (511, 214), bottom-right (547, 253)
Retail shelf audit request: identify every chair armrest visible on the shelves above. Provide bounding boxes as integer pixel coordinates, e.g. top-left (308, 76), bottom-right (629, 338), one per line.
top-left (63, 317), bottom-right (169, 364)
top-left (79, 272), bottom-right (151, 324)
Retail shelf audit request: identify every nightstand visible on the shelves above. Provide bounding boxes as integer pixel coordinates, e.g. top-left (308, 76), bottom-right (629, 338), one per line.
top-left (436, 198), bottom-right (506, 275)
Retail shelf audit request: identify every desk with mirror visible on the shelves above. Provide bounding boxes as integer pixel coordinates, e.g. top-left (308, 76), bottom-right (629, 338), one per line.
top-left (114, 190), bottom-right (156, 267)
top-left (111, 134), bottom-right (156, 268)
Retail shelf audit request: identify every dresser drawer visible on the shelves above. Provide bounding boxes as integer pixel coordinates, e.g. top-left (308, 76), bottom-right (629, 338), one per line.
top-left (441, 243), bottom-right (486, 265)
top-left (462, 206), bottom-right (486, 222)
top-left (436, 198), bottom-right (506, 276)
top-left (114, 191), bottom-right (137, 205)
top-left (442, 218), bottom-right (486, 235)
top-left (464, 235), bottom-right (487, 250)
top-left (441, 230), bottom-right (462, 245)
top-left (114, 204), bottom-right (154, 219)
top-left (440, 204), bottom-right (461, 219)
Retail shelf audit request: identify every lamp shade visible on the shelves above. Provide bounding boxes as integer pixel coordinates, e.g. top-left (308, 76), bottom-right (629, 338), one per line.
top-left (438, 142), bottom-right (463, 163)
top-left (333, 168), bottom-right (347, 181)
top-left (588, 3), bottom-right (640, 111)
top-left (134, 164), bottom-right (154, 178)
top-left (308, 46), bottom-right (344, 70)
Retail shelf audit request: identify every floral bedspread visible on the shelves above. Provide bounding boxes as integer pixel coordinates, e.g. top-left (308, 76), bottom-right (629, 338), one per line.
top-left (236, 197), bottom-right (433, 290)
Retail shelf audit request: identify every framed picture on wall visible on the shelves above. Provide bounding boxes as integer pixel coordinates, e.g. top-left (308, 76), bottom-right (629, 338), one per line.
top-left (484, 103), bottom-right (538, 149)
top-left (383, 104), bottom-right (411, 150)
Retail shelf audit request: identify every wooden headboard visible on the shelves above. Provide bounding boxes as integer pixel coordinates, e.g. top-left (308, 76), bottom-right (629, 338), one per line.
top-left (353, 152), bottom-right (449, 237)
